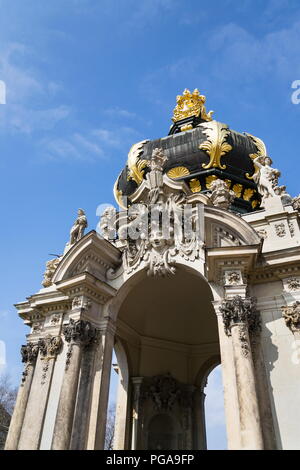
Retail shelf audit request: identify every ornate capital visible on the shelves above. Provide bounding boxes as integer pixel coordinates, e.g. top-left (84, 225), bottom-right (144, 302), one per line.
top-left (38, 335), bottom-right (62, 359)
top-left (20, 342), bottom-right (39, 364)
top-left (282, 301), bottom-right (300, 333)
top-left (219, 295), bottom-right (260, 336)
top-left (63, 319), bottom-right (98, 346)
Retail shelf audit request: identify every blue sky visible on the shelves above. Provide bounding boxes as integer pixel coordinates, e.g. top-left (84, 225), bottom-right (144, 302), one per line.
top-left (1, 0), bottom-right (300, 449)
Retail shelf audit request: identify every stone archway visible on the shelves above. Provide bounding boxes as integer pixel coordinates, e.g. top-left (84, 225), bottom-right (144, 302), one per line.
top-left (112, 265), bottom-right (221, 450)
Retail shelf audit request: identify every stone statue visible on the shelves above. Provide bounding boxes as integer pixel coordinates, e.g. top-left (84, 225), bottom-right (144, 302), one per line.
top-left (253, 156), bottom-right (280, 200)
top-left (69, 209), bottom-right (88, 245)
top-left (42, 257), bottom-right (61, 287)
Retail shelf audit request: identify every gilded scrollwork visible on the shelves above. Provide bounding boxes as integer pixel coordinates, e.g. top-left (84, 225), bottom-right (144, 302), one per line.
top-left (200, 121), bottom-right (232, 170)
top-left (126, 140), bottom-right (150, 184)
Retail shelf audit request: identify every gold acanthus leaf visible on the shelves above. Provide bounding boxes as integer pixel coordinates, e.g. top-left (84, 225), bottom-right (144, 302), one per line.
top-left (127, 140), bottom-right (150, 184)
top-left (244, 133), bottom-right (267, 180)
top-left (172, 88), bottom-right (213, 123)
top-left (200, 121), bottom-right (232, 170)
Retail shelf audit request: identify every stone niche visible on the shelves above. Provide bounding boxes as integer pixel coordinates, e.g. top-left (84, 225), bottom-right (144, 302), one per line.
top-left (138, 374), bottom-right (194, 450)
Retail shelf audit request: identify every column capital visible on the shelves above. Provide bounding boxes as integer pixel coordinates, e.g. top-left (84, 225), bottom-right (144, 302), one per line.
top-left (63, 319), bottom-right (99, 346)
top-left (20, 342), bottom-right (39, 364)
top-left (281, 301), bottom-right (300, 333)
top-left (38, 335), bottom-right (63, 359)
top-left (219, 295), bottom-right (261, 336)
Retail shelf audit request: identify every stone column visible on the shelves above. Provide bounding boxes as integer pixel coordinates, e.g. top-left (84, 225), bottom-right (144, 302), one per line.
top-left (51, 319), bottom-right (98, 450)
top-left (18, 335), bottom-right (62, 450)
top-left (213, 302), bottom-right (241, 450)
top-left (192, 388), bottom-right (207, 450)
top-left (131, 377), bottom-right (143, 450)
top-left (70, 338), bottom-right (99, 450)
top-left (86, 319), bottom-right (115, 450)
top-left (219, 295), bottom-right (264, 450)
top-left (5, 343), bottom-right (39, 450)
top-left (250, 328), bottom-right (277, 449)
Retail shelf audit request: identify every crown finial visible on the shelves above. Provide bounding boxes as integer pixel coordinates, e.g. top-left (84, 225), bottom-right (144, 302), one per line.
top-left (172, 88), bottom-right (213, 123)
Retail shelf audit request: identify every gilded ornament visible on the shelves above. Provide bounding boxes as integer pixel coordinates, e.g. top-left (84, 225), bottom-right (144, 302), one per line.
top-left (232, 184), bottom-right (243, 198)
top-left (180, 124), bottom-right (193, 132)
top-left (206, 175), bottom-right (218, 189)
top-left (200, 121), bottom-right (232, 170)
top-left (172, 88), bottom-right (213, 123)
top-left (189, 179), bottom-right (201, 193)
top-left (252, 199), bottom-right (259, 209)
top-left (113, 177), bottom-right (127, 210)
top-left (167, 166), bottom-right (190, 179)
top-left (127, 140), bottom-right (149, 184)
top-left (243, 188), bottom-right (255, 201)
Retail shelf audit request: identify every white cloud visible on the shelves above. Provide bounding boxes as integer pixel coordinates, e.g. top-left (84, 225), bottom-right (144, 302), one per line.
top-left (0, 42), bottom-right (69, 134)
top-left (40, 126), bottom-right (141, 162)
top-left (104, 107), bottom-right (136, 119)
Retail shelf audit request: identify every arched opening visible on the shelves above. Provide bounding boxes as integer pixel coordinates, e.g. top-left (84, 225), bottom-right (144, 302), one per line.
top-left (105, 339), bottom-right (130, 450)
top-left (113, 265), bottom-right (222, 450)
top-left (204, 365), bottom-right (227, 450)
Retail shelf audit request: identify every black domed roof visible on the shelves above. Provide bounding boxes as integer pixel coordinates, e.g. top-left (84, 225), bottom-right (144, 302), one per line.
top-left (114, 89), bottom-right (263, 213)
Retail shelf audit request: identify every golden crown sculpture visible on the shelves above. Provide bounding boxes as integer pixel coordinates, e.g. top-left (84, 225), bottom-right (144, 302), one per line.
top-left (172, 88), bottom-right (213, 123)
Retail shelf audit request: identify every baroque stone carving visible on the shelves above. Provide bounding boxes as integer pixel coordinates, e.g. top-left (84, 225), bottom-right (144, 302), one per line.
top-left (141, 374), bottom-right (192, 412)
top-left (286, 277), bottom-right (300, 291)
top-left (42, 257), bottom-right (61, 288)
top-left (38, 335), bottom-right (62, 359)
top-left (209, 179), bottom-right (235, 209)
top-left (20, 342), bottom-right (39, 384)
top-left (256, 228), bottom-right (267, 239)
top-left (63, 319), bottom-right (98, 368)
top-left (288, 221), bottom-right (295, 238)
top-left (99, 206), bottom-right (117, 240)
top-left (281, 301), bottom-right (300, 332)
top-left (21, 343), bottom-right (39, 364)
top-left (118, 148), bottom-right (204, 277)
top-left (274, 185), bottom-right (293, 205)
top-left (50, 314), bottom-right (61, 325)
top-left (219, 295), bottom-right (260, 336)
top-left (72, 296), bottom-right (92, 311)
top-left (224, 271), bottom-right (242, 285)
top-left (292, 195), bottom-right (300, 211)
top-left (275, 223), bottom-right (286, 238)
